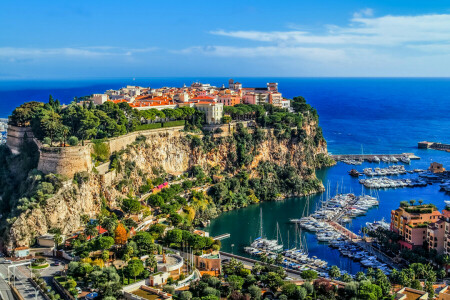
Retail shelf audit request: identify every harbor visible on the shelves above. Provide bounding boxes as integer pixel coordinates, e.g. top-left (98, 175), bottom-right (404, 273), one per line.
top-left (207, 147), bottom-right (450, 275)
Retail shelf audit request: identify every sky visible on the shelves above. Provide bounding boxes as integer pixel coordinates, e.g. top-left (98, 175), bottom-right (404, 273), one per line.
top-left (1, 0), bottom-right (450, 79)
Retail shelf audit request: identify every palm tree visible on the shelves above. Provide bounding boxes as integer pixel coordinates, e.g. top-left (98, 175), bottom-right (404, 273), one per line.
top-left (409, 199), bottom-right (416, 206)
top-left (54, 233), bottom-right (63, 249)
top-left (418, 199), bottom-right (424, 205)
top-left (85, 223), bottom-right (98, 239)
top-left (146, 255), bottom-right (157, 273)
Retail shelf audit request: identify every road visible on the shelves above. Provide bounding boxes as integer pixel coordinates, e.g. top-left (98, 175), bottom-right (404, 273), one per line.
top-left (219, 252), bottom-right (303, 280)
top-left (0, 257), bottom-right (65, 300)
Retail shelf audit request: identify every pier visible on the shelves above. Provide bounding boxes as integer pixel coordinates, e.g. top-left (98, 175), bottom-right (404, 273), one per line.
top-left (213, 233), bottom-right (230, 240)
top-left (418, 141), bottom-right (450, 152)
top-left (331, 153), bottom-right (420, 161)
top-left (327, 221), bottom-right (360, 240)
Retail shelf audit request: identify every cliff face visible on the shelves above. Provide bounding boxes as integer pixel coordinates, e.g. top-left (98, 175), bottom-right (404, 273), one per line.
top-left (8, 121), bottom-right (329, 247)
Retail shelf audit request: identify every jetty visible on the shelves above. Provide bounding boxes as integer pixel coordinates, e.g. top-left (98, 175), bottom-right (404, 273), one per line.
top-left (213, 233), bottom-right (231, 241)
top-left (418, 141), bottom-right (450, 152)
top-left (331, 153), bottom-right (420, 161)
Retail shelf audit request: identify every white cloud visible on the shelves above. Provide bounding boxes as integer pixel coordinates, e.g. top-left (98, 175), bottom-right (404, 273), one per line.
top-left (353, 8), bottom-right (374, 18)
top-left (210, 13), bottom-right (450, 47)
top-left (0, 47), bottom-right (157, 59)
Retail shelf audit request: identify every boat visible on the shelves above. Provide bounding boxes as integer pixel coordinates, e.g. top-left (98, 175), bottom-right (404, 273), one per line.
top-left (348, 169), bottom-right (361, 177)
top-left (400, 156), bottom-right (411, 164)
top-left (372, 156), bottom-right (380, 163)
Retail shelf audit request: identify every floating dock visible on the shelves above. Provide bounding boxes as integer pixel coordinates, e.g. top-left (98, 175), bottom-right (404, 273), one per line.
top-left (331, 153), bottom-right (420, 161)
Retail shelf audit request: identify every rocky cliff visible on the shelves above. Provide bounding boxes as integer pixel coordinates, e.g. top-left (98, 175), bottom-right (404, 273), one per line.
top-left (7, 120), bottom-right (331, 247)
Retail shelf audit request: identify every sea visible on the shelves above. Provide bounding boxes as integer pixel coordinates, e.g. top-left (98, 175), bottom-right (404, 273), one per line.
top-left (1, 77), bottom-right (450, 274)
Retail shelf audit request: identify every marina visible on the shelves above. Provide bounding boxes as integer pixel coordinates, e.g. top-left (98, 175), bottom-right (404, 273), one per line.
top-left (332, 153), bottom-right (420, 165)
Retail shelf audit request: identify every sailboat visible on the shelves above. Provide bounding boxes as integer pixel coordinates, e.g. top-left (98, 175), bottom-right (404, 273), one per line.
top-left (247, 208), bottom-right (283, 253)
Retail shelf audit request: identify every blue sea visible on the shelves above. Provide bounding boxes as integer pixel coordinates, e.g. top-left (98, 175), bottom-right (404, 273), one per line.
top-left (1, 78), bottom-right (450, 273)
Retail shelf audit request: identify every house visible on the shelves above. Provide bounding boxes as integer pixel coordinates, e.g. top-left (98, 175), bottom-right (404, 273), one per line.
top-left (14, 247), bottom-right (30, 258)
top-left (438, 286), bottom-right (450, 300)
top-left (195, 253), bottom-right (221, 274)
top-left (37, 233), bottom-right (57, 248)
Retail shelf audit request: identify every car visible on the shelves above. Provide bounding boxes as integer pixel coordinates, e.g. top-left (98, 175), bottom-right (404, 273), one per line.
top-left (76, 287), bottom-right (82, 294)
top-left (3, 260), bottom-right (12, 264)
top-left (53, 261), bottom-right (61, 266)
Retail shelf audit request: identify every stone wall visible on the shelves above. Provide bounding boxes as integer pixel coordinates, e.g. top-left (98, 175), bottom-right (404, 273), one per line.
top-left (37, 145), bottom-right (92, 178)
top-left (6, 125), bottom-right (35, 154)
top-left (106, 126), bottom-right (185, 153)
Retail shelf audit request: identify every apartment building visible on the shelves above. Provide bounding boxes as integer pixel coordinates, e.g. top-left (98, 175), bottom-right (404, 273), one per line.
top-left (390, 205), bottom-right (441, 250)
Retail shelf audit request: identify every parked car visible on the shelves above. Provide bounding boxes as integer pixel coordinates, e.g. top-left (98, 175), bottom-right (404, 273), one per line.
top-left (3, 260), bottom-right (12, 264)
top-left (53, 261), bottom-right (61, 266)
top-left (76, 287), bottom-right (82, 294)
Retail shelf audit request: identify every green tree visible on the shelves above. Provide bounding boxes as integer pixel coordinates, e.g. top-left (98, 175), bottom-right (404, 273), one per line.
top-left (226, 275), bottom-right (244, 291)
top-left (125, 259), bottom-right (144, 282)
top-left (328, 265), bottom-right (341, 279)
top-left (263, 272), bottom-right (284, 292)
top-left (121, 198), bottom-right (142, 215)
top-left (301, 270), bottom-right (318, 281)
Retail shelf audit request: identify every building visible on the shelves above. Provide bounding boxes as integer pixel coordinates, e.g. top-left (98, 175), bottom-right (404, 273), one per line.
top-left (92, 94), bottom-right (108, 105)
top-left (281, 99), bottom-right (291, 110)
top-left (429, 162), bottom-right (446, 173)
top-left (217, 94), bottom-right (241, 106)
top-left (14, 247), bottom-right (30, 258)
top-left (195, 253), bottom-right (221, 274)
top-left (427, 218), bottom-right (445, 254)
top-left (395, 287), bottom-right (428, 300)
top-left (438, 286), bottom-right (450, 300)
top-left (441, 210), bottom-right (450, 255)
top-left (391, 204), bottom-right (442, 250)
top-left (195, 101), bottom-right (223, 125)
top-left (37, 233), bottom-right (57, 248)
top-left (269, 92), bottom-right (283, 107)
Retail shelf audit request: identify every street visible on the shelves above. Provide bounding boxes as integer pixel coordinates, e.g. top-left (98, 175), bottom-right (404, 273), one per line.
top-left (0, 257), bottom-right (65, 300)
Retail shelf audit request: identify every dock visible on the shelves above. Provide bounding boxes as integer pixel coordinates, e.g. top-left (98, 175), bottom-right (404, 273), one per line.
top-left (213, 233), bottom-right (230, 240)
top-left (331, 153), bottom-right (420, 161)
top-left (327, 221), bottom-right (360, 240)
top-left (418, 141), bottom-right (450, 152)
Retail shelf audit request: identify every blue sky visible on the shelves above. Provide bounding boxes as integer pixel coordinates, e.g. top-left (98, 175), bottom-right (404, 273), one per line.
top-left (1, 0), bottom-right (450, 79)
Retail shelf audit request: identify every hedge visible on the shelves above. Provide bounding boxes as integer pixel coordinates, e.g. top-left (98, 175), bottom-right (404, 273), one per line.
top-left (135, 120), bottom-right (185, 131)
top-left (162, 120), bottom-right (186, 127)
top-left (135, 123), bottom-right (162, 131)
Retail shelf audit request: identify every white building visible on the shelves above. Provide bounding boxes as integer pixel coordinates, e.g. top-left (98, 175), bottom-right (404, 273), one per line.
top-left (195, 102), bottom-right (223, 124)
top-left (92, 94), bottom-right (108, 105)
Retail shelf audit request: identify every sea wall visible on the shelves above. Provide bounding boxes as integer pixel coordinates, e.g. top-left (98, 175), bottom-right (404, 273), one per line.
top-left (6, 125), bottom-right (35, 154)
top-left (37, 145), bottom-right (93, 178)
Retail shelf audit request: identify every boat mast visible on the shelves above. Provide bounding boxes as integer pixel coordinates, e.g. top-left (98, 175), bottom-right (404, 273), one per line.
top-left (259, 207), bottom-right (263, 238)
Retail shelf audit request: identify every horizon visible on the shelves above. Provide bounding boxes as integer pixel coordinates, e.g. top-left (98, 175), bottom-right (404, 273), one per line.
top-left (3, 1), bottom-right (450, 79)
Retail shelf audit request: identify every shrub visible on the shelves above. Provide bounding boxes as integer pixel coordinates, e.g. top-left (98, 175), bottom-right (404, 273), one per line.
top-left (43, 137), bottom-right (51, 145)
top-left (68, 136), bottom-right (79, 146)
top-left (92, 140), bottom-right (110, 162)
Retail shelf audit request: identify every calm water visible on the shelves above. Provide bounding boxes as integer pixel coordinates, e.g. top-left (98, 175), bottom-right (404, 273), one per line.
top-left (1, 78), bottom-right (450, 273)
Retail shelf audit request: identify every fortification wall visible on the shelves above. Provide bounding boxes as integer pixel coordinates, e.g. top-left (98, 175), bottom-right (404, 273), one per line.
top-left (106, 126), bottom-right (185, 153)
top-left (37, 145), bottom-right (92, 178)
top-left (6, 125), bottom-right (35, 154)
